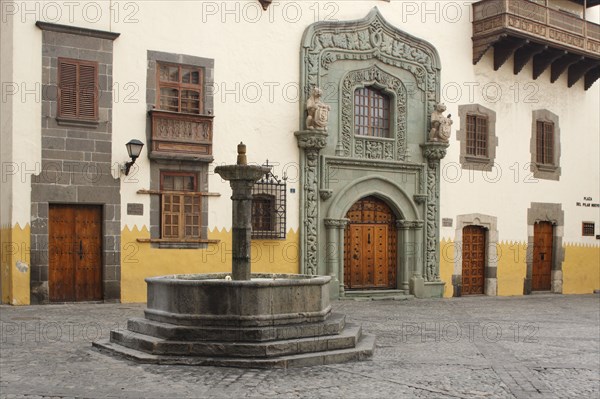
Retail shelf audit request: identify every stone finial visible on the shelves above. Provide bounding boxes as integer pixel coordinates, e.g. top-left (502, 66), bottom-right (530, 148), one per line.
top-left (237, 142), bottom-right (247, 165)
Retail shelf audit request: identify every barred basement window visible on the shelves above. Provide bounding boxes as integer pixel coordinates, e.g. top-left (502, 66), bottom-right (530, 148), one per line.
top-left (582, 222), bottom-right (595, 237)
top-left (252, 163), bottom-right (286, 239)
top-left (58, 58), bottom-right (98, 120)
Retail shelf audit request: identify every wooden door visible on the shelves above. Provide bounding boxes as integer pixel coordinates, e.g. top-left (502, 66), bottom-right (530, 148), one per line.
top-left (462, 226), bottom-right (486, 295)
top-left (49, 205), bottom-right (102, 302)
top-left (344, 197), bottom-right (396, 290)
top-left (532, 221), bottom-right (553, 291)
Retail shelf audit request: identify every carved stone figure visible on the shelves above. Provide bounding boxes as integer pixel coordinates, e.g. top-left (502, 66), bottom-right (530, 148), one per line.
top-left (306, 87), bottom-right (331, 131)
top-left (429, 103), bottom-right (453, 142)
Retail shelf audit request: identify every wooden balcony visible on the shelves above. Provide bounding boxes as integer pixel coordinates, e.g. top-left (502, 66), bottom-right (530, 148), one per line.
top-left (472, 0), bottom-right (600, 89)
top-left (149, 110), bottom-right (214, 161)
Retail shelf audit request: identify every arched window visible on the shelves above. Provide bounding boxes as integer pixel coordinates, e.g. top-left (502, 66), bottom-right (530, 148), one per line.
top-left (354, 87), bottom-right (391, 138)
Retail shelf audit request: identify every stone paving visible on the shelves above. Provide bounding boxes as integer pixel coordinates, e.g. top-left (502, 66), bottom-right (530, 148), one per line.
top-left (0, 294), bottom-right (598, 398)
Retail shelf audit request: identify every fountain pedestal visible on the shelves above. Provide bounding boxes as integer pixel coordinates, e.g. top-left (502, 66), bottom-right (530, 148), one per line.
top-left (93, 144), bottom-right (374, 368)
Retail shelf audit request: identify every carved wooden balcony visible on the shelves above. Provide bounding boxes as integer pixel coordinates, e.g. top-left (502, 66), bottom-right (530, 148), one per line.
top-left (149, 110), bottom-right (214, 162)
top-left (472, 0), bottom-right (600, 89)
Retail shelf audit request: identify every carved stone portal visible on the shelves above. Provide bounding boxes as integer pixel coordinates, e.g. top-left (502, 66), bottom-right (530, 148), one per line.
top-left (298, 8), bottom-right (446, 299)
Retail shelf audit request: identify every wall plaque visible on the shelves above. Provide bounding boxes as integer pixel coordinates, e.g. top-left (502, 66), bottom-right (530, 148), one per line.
top-left (127, 203), bottom-right (144, 216)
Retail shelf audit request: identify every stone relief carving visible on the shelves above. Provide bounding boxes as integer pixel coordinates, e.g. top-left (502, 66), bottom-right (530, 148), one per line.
top-left (303, 10), bottom-right (440, 124)
top-left (340, 66), bottom-right (407, 160)
top-left (306, 87), bottom-right (331, 131)
top-left (300, 9), bottom-right (444, 287)
top-left (421, 142), bottom-right (449, 281)
top-left (295, 131), bottom-right (328, 275)
top-left (428, 103), bottom-right (453, 143)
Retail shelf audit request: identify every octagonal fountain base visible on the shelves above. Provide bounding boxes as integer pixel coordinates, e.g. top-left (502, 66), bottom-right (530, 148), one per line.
top-left (94, 273), bottom-right (375, 368)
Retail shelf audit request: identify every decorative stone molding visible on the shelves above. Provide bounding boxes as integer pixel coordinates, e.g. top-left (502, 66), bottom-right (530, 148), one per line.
top-left (324, 218), bottom-right (350, 229)
top-left (301, 8), bottom-right (441, 132)
top-left (295, 130), bottom-right (328, 275)
top-left (340, 66), bottom-right (407, 160)
top-left (396, 220), bottom-right (424, 229)
top-left (413, 194), bottom-right (428, 204)
top-left (421, 142), bottom-right (449, 164)
top-left (320, 156), bottom-right (425, 196)
top-left (319, 189), bottom-right (333, 200)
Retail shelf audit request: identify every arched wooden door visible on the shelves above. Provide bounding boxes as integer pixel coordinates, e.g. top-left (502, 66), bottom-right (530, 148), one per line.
top-left (344, 196), bottom-right (397, 290)
top-left (462, 225), bottom-right (486, 295)
top-left (532, 221), bottom-right (553, 291)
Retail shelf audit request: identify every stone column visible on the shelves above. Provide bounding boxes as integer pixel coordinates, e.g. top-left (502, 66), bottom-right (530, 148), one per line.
top-left (295, 130), bottom-right (328, 275)
top-left (229, 180), bottom-right (254, 280)
top-left (406, 220), bottom-right (426, 298)
top-left (337, 219), bottom-right (349, 296)
top-left (324, 218), bottom-right (348, 299)
top-left (420, 142), bottom-right (449, 286)
top-left (396, 221), bottom-right (410, 291)
top-left (214, 143), bottom-right (270, 281)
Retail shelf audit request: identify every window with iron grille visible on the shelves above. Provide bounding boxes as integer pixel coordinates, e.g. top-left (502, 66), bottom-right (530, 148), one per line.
top-left (582, 222), bottom-right (595, 237)
top-left (157, 63), bottom-right (204, 114)
top-left (536, 121), bottom-right (554, 165)
top-left (58, 58), bottom-right (98, 120)
top-left (354, 87), bottom-right (391, 138)
top-left (252, 164), bottom-right (286, 239)
top-left (160, 171), bottom-right (202, 240)
top-left (466, 114), bottom-right (488, 157)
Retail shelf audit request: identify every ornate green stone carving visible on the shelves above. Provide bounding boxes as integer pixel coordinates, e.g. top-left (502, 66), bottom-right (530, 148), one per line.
top-left (299, 9), bottom-right (446, 297)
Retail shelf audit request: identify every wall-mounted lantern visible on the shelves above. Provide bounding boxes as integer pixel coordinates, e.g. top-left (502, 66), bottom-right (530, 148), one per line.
top-left (123, 139), bottom-right (144, 176)
top-left (258, 0), bottom-right (272, 10)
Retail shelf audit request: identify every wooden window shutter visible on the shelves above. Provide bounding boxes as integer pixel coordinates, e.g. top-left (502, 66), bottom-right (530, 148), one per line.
top-left (58, 58), bottom-right (98, 120)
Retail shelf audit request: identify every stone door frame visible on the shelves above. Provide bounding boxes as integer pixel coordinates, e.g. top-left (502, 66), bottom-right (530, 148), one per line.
top-left (525, 203), bottom-right (564, 294)
top-left (323, 176), bottom-right (423, 298)
top-left (453, 214), bottom-right (498, 296)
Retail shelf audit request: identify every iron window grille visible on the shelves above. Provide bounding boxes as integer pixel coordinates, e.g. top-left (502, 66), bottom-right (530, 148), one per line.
top-left (252, 161), bottom-right (287, 239)
top-left (582, 222), bottom-right (595, 236)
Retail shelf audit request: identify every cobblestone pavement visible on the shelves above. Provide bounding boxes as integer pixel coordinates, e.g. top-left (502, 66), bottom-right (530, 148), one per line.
top-left (1, 294), bottom-right (598, 398)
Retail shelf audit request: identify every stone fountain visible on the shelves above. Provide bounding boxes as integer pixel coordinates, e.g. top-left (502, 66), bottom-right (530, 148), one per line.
top-left (94, 143), bottom-right (374, 368)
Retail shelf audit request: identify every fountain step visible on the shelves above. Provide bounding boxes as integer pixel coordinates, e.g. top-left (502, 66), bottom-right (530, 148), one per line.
top-left (93, 332), bottom-right (375, 369)
top-left (110, 322), bottom-right (362, 358)
top-left (127, 312), bottom-right (346, 342)
top-left (342, 290), bottom-right (414, 301)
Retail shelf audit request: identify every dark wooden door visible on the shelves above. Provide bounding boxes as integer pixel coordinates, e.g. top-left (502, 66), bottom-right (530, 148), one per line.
top-left (49, 205), bottom-right (102, 302)
top-left (344, 197), bottom-right (396, 290)
top-left (462, 226), bottom-right (486, 295)
top-left (532, 221), bottom-right (553, 291)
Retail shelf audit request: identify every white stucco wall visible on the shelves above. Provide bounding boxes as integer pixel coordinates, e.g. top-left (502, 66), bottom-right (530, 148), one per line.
top-left (4, 0), bottom-right (599, 243)
top-left (1, 8), bottom-right (14, 228)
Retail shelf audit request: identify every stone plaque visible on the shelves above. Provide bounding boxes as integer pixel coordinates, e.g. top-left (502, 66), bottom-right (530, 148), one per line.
top-left (442, 218), bottom-right (453, 227)
top-left (127, 203), bottom-right (143, 216)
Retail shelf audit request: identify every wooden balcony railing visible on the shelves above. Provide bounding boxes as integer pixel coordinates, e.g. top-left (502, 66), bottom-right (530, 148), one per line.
top-left (473, 0), bottom-right (600, 89)
top-left (149, 109), bottom-right (214, 161)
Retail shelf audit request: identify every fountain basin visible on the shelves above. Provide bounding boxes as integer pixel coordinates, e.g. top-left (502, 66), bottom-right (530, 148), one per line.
top-left (145, 273), bottom-right (331, 327)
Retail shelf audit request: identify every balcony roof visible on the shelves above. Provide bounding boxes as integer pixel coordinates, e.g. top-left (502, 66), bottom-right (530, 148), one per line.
top-left (472, 0), bottom-right (600, 90)
top-left (568, 0), bottom-right (600, 7)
